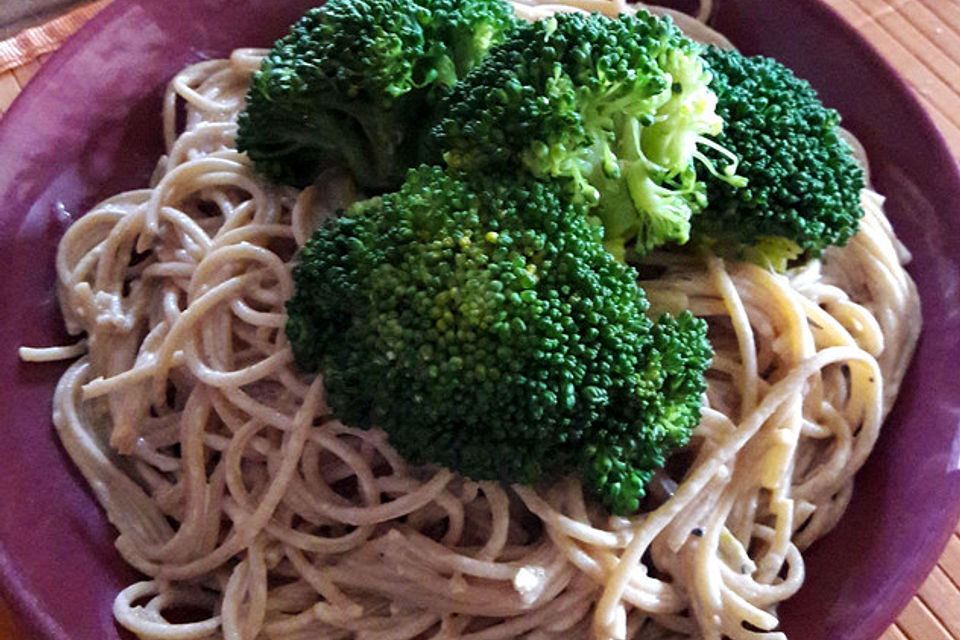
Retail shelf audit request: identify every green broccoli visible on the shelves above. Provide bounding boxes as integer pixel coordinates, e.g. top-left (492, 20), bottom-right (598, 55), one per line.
top-left (286, 166), bottom-right (712, 514)
top-left (236, 0), bottom-right (517, 191)
top-left (430, 11), bottom-right (728, 261)
top-left (693, 46), bottom-right (865, 265)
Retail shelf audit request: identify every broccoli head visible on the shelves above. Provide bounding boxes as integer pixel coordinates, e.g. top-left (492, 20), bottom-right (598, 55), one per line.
top-left (286, 165), bottom-right (712, 513)
top-left (430, 11), bottom-right (726, 261)
top-left (236, 0), bottom-right (517, 190)
top-left (694, 46), bottom-right (865, 262)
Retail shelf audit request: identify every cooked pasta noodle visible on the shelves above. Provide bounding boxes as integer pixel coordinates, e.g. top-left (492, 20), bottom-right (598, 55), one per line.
top-left (21, 1), bottom-right (920, 638)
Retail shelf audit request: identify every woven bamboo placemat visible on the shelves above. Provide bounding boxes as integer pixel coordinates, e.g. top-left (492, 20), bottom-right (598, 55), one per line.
top-left (0, 1), bottom-right (958, 639)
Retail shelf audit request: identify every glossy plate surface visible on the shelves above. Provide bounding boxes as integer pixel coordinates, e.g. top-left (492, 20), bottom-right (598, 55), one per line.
top-left (0, 1), bottom-right (958, 639)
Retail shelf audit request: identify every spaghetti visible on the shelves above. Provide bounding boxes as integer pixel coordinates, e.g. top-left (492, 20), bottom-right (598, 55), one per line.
top-left (22, 1), bottom-right (921, 639)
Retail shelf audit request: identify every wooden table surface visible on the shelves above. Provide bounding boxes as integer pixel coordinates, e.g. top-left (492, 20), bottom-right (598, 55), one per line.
top-left (0, 1), bottom-right (958, 639)
top-left (0, 0), bottom-right (91, 40)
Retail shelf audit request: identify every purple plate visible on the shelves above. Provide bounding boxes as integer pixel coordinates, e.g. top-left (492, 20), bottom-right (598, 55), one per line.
top-left (1, 1), bottom-right (958, 639)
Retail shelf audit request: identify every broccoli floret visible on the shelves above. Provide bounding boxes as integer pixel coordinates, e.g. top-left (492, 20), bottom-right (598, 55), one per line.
top-left (236, 0), bottom-right (517, 191)
top-left (430, 11), bottom-right (725, 260)
top-left (694, 46), bottom-right (865, 262)
top-left (583, 310), bottom-right (712, 514)
top-left (286, 166), bottom-right (711, 513)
